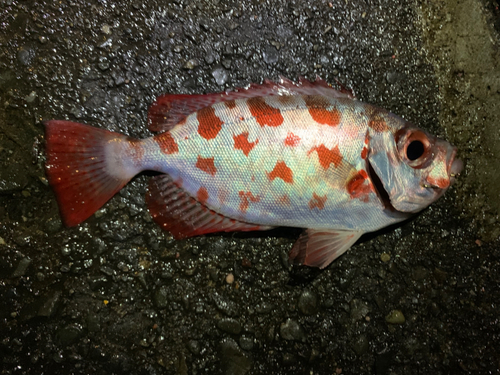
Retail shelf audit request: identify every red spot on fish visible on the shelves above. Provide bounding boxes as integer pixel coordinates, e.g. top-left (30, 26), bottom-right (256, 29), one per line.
top-left (197, 186), bottom-right (209, 204)
top-left (218, 189), bottom-right (229, 205)
top-left (368, 112), bottom-right (389, 132)
top-left (224, 100), bottom-right (236, 109)
top-left (284, 132), bottom-right (301, 147)
top-left (278, 194), bottom-right (291, 206)
top-left (156, 132), bottom-right (178, 154)
top-left (304, 95), bottom-right (341, 127)
top-left (238, 191), bottom-right (260, 212)
top-left (426, 176), bottom-right (450, 189)
top-left (174, 177), bottom-right (183, 187)
top-left (197, 106), bottom-right (223, 140)
top-left (347, 170), bottom-right (372, 202)
top-left (195, 156), bottom-right (217, 176)
top-left (361, 147), bottom-right (368, 159)
top-left (247, 97), bottom-right (284, 127)
top-left (308, 192), bottom-right (327, 210)
top-left (308, 144), bottom-right (343, 169)
top-left (267, 161), bottom-right (294, 184)
top-left (233, 132), bottom-right (259, 156)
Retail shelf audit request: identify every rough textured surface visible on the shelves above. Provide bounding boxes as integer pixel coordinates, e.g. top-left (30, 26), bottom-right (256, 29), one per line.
top-left (0, 1), bottom-right (499, 374)
top-left (420, 0), bottom-right (500, 240)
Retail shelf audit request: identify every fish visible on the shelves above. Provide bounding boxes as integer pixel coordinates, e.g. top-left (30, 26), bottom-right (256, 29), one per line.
top-left (44, 77), bottom-right (462, 269)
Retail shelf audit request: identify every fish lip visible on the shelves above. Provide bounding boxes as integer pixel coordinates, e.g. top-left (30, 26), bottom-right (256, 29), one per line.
top-left (447, 147), bottom-right (463, 185)
top-left (366, 159), bottom-right (395, 211)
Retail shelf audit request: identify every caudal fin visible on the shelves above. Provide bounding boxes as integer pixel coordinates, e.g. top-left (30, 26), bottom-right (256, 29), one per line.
top-left (44, 120), bottom-right (137, 226)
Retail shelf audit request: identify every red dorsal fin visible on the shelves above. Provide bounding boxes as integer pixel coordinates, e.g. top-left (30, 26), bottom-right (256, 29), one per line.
top-left (148, 93), bottom-right (231, 132)
top-left (146, 175), bottom-right (274, 239)
top-left (293, 76), bottom-right (356, 99)
top-left (147, 77), bottom-right (354, 133)
top-left (289, 228), bottom-right (363, 269)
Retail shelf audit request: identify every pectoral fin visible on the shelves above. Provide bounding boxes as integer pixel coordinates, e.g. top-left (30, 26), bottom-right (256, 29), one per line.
top-left (289, 229), bottom-right (364, 269)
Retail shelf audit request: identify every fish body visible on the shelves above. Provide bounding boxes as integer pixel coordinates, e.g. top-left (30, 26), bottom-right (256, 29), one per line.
top-left (44, 77), bottom-right (462, 268)
top-left (142, 96), bottom-right (401, 231)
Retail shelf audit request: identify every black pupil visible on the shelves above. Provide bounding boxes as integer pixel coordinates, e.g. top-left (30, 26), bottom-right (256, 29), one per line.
top-left (407, 140), bottom-right (425, 161)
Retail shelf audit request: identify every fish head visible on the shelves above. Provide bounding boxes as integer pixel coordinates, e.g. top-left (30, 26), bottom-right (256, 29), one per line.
top-left (367, 124), bottom-right (462, 213)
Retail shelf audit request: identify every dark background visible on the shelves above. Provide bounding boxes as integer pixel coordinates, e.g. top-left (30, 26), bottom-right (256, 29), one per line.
top-left (1, 0), bottom-right (499, 374)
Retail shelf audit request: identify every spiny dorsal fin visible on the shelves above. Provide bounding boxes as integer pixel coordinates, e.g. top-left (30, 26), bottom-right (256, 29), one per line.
top-left (147, 77), bottom-right (355, 133)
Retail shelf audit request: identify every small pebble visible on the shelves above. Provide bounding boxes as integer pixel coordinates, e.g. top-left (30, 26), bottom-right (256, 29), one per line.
top-left (184, 59), bottom-right (198, 70)
top-left (101, 24), bottom-right (112, 35)
top-left (239, 335), bottom-right (254, 351)
top-left (98, 57), bottom-right (109, 71)
top-left (380, 253), bottom-right (391, 262)
top-left (11, 257), bottom-right (31, 277)
top-left (212, 67), bottom-right (229, 85)
top-left (25, 91), bottom-right (37, 103)
top-left (262, 45), bottom-right (278, 64)
top-left (298, 290), bottom-right (318, 315)
top-left (351, 334), bottom-right (369, 355)
top-left (217, 318), bottom-right (241, 334)
top-left (280, 318), bottom-right (306, 342)
top-left (154, 285), bottom-right (169, 308)
top-left (204, 52), bottom-right (215, 64)
top-left (385, 309), bottom-right (406, 324)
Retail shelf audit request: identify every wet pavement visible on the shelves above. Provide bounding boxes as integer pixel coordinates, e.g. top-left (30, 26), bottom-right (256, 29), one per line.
top-left (1, 0), bottom-right (499, 374)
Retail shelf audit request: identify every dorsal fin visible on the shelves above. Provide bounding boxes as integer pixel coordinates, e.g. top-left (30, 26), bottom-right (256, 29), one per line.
top-left (147, 76), bottom-right (355, 133)
top-left (290, 76), bottom-right (356, 99)
top-left (148, 93), bottom-right (234, 132)
top-left (146, 175), bottom-right (274, 239)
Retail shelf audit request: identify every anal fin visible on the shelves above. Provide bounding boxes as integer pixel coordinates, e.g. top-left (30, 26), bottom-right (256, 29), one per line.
top-left (289, 229), bottom-right (363, 269)
top-left (146, 175), bottom-right (274, 239)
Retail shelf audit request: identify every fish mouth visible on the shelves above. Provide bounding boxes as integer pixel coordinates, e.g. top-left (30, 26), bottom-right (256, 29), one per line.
top-left (366, 159), bottom-right (394, 211)
top-left (448, 148), bottom-right (463, 185)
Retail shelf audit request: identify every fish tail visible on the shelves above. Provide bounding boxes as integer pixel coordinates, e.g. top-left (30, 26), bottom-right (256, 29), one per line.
top-left (44, 120), bottom-right (143, 226)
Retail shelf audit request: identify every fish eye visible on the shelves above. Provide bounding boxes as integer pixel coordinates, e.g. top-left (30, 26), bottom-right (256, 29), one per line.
top-left (396, 129), bottom-right (432, 168)
top-left (406, 140), bottom-right (425, 161)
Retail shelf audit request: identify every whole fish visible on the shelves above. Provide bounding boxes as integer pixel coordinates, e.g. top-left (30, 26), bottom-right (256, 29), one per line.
top-left (44, 77), bottom-right (462, 268)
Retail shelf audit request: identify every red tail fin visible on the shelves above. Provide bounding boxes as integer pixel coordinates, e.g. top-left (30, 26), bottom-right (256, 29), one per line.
top-left (44, 120), bottom-right (136, 226)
